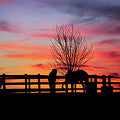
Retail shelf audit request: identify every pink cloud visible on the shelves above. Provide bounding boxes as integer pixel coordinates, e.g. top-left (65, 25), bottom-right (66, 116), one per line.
top-left (31, 34), bottom-right (55, 38)
top-left (79, 21), bottom-right (120, 36)
top-left (0, 0), bottom-right (15, 5)
top-left (94, 39), bottom-right (120, 47)
top-left (94, 23), bottom-right (120, 35)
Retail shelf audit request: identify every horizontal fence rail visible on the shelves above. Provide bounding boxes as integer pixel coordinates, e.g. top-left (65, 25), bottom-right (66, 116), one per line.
top-left (0, 74), bottom-right (120, 94)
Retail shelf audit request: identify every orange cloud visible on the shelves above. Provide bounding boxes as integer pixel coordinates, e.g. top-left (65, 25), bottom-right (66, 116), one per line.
top-left (95, 49), bottom-right (120, 63)
top-left (0, 44), bottom-right (52, 61)
top-left (0, 44), bottom-right (50, 51)
top-left (1, 52), bottom-right (50, 61)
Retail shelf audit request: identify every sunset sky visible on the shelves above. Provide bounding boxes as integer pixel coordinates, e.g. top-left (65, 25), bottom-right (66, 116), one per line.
top-left (0, 0), bottom-right (120, 76)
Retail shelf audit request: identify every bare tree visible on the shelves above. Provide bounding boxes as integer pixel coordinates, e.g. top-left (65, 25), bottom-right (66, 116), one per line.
top-left (50, 25), bottom-right (93, 74)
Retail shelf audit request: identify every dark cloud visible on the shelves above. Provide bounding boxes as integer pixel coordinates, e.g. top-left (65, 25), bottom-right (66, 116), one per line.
top-left (0, 20), bottom-right (10, 31)
top-left (38, 0), bottom-right (120, 23)
top-left (100, 6), bottom-right (120, 20)
top-left (93, 66), bottom-right (107, 69)
top-left (0, 20), bottom-right (19, 33)
top-left (106, 25), bottom-right (120, 34)
top-left (87, 21), bottom-right (120, 35)
top-left (99, 39), bottom-right (120, 45)
top-left (97, 22), bottom-right (120, 35)
top-left (36, 0), bottom-right (68, 7)
top-left (110, 73), bottom-right (119, 77)
top-left (108, 51), bottom-right (120, 57)
top-left (69, 2), bottom-right (120, 21)
top-left (95, 39), bottom-right (120, 46)
top-left (33, 64), bottom-right (44, 67)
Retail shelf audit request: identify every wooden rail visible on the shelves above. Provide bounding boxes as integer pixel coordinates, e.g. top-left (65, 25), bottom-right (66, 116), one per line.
top-left (0, 74), bottom-right (120, 94)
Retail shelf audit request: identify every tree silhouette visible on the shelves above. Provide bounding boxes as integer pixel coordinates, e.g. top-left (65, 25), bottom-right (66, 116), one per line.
top-left (50, 25), bottom-right (93, 74)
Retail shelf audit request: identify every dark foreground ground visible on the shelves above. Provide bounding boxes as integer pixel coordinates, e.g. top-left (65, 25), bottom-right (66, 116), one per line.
top-left (0, 93), bottom-right (120, 120)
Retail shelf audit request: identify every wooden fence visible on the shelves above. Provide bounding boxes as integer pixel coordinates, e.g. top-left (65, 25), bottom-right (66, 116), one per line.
top-left (0, 74), bottom-right (120, 94)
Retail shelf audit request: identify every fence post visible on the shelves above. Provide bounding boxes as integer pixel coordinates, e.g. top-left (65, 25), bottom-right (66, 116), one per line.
top-left (108, 75), bottom-right (111, 87)
top-left (101, 75), bottom-right (113, 96)
top-left (75, 83), bottom-right (76, 93)
top-left (94, 75), bottom-right (97, 83)
top-left (102, 75), bottom-right (106, 88)
top-left (38, 74), bottom-right (40, 94)
top-left (94, 75), bottom-right (97, 95)
top-left (25, 74), bottom-right (27, 94)
top-left (86, 75), bottom-right (97, 96)
top-left (28, 77), bottom-right (30, 93)
top-left (66, 83), bottom-right (68, 94)
top-left (90, 78), bottom-right (92, 82)
top-left (3, 74), bottom-right (6, 90)
top-left (101, 75), bottom-right (106, 95)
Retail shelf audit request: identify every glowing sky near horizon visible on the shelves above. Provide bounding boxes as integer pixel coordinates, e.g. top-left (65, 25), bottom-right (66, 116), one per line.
top-left (0, 0), bottom-right (120, 76)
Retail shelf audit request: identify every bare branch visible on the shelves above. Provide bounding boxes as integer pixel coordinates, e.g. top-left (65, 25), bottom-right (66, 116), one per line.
top-left (50, 25), bottom-right (93, 74)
